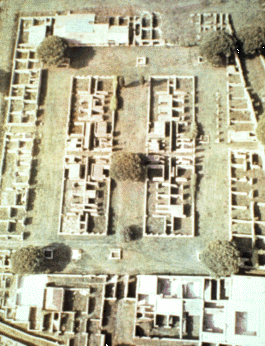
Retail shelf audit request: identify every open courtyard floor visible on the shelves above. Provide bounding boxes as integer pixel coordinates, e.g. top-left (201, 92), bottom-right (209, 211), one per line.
top-left (0, 44), bottom-right (238, 276)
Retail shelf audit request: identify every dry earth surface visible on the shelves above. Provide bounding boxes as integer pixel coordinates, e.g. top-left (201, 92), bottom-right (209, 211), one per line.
top-left (0, 0), bottom-right (264, 277)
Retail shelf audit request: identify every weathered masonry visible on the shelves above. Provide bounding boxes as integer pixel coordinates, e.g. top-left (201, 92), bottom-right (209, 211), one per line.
top-left (1, 273), bottom-right (265, 346)
top-left (0, 17), bottom-right (51, 241)
top-left (59, 76), bottom-right (115, 235)
top-left (145, 76), bottom-right (196, 237)
top-left (134, 275), bottom-right (265, 345)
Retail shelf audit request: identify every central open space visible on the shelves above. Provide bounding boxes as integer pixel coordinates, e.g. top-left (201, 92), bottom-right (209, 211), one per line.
top-left (115, 85), bottom-right (148, 153)
top-left (13, 44), bottom-right (231, 276)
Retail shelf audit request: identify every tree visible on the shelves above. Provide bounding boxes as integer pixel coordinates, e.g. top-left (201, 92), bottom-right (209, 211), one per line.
top-left (237, 25), bottom-right (265, 57)
top-left (110, 152), bottom-right (145, 181)
top-left (11, 246), bottom-right (44, 275)
top-left (37, 36), bottom-right (68, 65)
top-left (256, 115), bottom-right (265, 145)
top-left (201, 240), bottom-right (241, 277)
top-left (199, 31), bottom-right (236, 66)
top-left (123, 225), bottom-right (142, 242)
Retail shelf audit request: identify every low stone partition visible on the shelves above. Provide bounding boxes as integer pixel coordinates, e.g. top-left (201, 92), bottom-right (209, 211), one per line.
top-left (0, 17), bottom-right (53, 240)
top-left (144, 75), bottom-right (196, 237)
top-left (59, 75), bottom-right (116, 236)
top-left (190, 12), bottom-right (231, 41)
top-left (229, 149), bottom-right (265, 253)
top-left (227, 54), bottom-right (257, 143)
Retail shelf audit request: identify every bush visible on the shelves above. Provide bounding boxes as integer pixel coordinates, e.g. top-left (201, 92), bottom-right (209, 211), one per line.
top-left (123, 225), bottom-right (142, 242)
top-left (37, 36), bottom-right (68, 65)
top-left (201, 240), bottom-right (241, 278)
top-left (110, 152), bottom-right (145, 181)
top-left (11, 246), bottom-right (44, 275)
top-left (110, 94), bottom-right (118, 111)
top-left (199, 31), bottom-right (236, 66)
top-left (237, 25), bottom-right (265, 57)
top-left (256, 115), bottom-right (265, 145)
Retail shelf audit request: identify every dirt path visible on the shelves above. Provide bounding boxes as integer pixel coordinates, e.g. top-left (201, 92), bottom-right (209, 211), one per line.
top-left (111, 84), bottom-right (148, 241)
top-left (196, 143), bottom-right (230, 239)
top-left (111, 180), bottom-right (145, 242)
top-left (113, 300), bottom-right (135, 345)
top-left (114, 84), bottom-right (148, 153)
top-left (26, 70), bottom-right (71, 242)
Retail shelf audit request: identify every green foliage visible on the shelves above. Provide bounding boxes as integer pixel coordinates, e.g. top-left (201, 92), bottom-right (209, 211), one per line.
top-left (199, 31), bottom-right (236, 66)
top-left (256, 114), bottom-right (265, 145)
top-left (237, 25), bottom-right (265, 57)
top-left (110, 94), bottom-right (118, 111)
top-left (11, 246), bottom-right (44, 275)
top-left (110, 152), bottom-right (145, 182)
top-left (187, 122), bottom-right (198, 140)
top-left (209, 54), bottom-right (225, 67)
top-left (201, 240), bottom-right (241, 278)
top-left (37, 36), bottom-right (68, 65)
top-left (123, 226), bottom-right (141, 242)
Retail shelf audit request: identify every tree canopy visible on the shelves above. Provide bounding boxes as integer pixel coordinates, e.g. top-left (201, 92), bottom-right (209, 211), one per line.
top-left (123, 225), bottom-right (142, 242)
top-left (110, 152), bottom-right (145, 182)
top-left (199, 31), bottom-right (236, 66)
top-left (201, 240), bottom-right (241, 277)
top-left (37, 36), bottom-right (68, 65)
top-left (11, 246), bottom-right (44, 275)
top-left (237, 25), bottom-right (265, 57)
top-left (256, 114), bottom-right (265, 145)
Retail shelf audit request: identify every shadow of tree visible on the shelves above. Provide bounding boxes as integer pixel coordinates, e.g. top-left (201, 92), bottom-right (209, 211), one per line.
top-left (238, 54), bottom-right (264, 119)
top-left (27, 188), bottom-right (36, 211)
top-left (197, 121), bottom-right (205, 136)
top-left (42, 242), bottom-right (72, 273)
top-left (38, 69), bottom-right (48, 106)
top-left (125, 80), bottom-right (139, 88)
top-left (68, 47), bottom-right (96, 69)
top-left (0, 69), bottom-right (11, 94)
top-left (29, 159), bottom-right (38, 185)
top-left (123, 225), bottom-right (143, 242)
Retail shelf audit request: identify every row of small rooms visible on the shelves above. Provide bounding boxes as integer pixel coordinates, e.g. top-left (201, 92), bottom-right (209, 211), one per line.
top-left (135, 276), bottom-right (262, 343)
